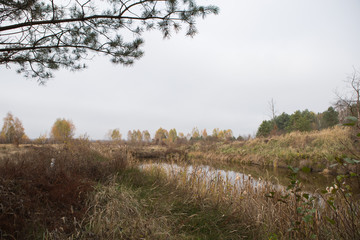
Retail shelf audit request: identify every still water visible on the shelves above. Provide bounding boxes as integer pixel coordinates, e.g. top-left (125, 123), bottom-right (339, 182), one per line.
top-left (140, 162), bottom-right (336, 194)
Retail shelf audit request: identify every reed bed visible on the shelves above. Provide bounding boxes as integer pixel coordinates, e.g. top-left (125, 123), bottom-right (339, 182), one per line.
top-left (63, 166), bottom-right (251, 239)
top-left (1, 130), bottom-right (359, 239)
top-left (0, 141), bottom-right (127, 239)
top-left (139, 163), bottom-right (360, 239)
top-left (185, 126), bottom-right (356, 171)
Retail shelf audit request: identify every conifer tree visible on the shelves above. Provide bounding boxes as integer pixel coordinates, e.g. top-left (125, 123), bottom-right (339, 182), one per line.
top-left (0, 0), bottom-right (218, 83)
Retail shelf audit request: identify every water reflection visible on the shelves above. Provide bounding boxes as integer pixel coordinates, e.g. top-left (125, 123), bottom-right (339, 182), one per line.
top-left (211, 163), bottom-right (335, 192)
top-left (140, 162), bottom-right (288, 194)
top-left (140, 162), bottom-right (335, 194)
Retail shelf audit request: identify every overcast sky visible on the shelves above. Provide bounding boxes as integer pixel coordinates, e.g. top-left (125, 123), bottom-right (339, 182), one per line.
top-left (1, 0), bottom-right (360, 140)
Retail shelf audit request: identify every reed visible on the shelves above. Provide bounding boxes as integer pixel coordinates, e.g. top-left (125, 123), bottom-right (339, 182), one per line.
top-left (1, 127), bottom-right (358, 239)
top-left (184, 126), bottom-right (356, 171)
top-left (137, 163), bottom-right (360, 239)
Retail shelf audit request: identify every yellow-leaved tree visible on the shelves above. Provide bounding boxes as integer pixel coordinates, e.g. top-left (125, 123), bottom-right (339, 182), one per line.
top-left (201, 129), bottom-right (208, 139)
top-left (0, 112), bottom-right (26, 146)
top-left (142, 130), bottom-right (151, 143)
top-left (212, 128), bottom-right (220, 139)
top-left (154, 127), bottom-right (168, 144)
top-left (50, 118), bottom-right (75, 143)
top-left (224, 129), bottom-right (233, 141)
top-left (168, 128), bottom-right (178, 143)
top-left (191, 127), bottom-right (200, 140)
top-left (108, 129), bottom-right (122, 142)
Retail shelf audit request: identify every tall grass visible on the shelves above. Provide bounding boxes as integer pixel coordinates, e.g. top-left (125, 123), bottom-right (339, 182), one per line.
top-left (1, 127), bottom-right (358, 239)
top-left (185, 126), bottom-right (356, 171)
top-left (0, 141), bottom-right (127, 239)
top-left (69, 167), bottom-right (251, 239)
top-left (137, 163), bottom-right (360, 239)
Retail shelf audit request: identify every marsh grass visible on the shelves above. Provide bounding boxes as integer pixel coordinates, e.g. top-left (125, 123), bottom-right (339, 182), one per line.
top-left (136, 163), bottom-right (360, 239)
top-left (0, 141), bottom-right (127, 239)
top-left (61, 167), bottom-right (251, 239)
top-left (184, 126), bottom-right (356, 171)
top-left (1, 128), bottom-right (359, 239)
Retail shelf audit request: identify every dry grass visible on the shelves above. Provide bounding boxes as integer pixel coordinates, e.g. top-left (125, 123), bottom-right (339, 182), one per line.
top-left (183, 126), bottom-right (357, 172)
top-left (139, 163), bottom-right (360, 239)
top-left (72, 176), bottom-right (173, 239)
top-left (51, 166), bottom-right (250, 240)
top-left (0, 144), bottom-right (31, 159)
top-left (1, 127), bottom-right (358, 239)
top-left (0, 141), bottom-right (127, 239)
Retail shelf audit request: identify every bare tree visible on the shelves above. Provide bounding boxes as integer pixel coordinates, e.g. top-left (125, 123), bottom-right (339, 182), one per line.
top-left (268, 98), bottom-right (278, 134)
top-left (268, 98), bottom-right (277, 122)
top-left (0, 0), bottom-right (218, 83)
top-left (334, 68), bottom-right (360, 125)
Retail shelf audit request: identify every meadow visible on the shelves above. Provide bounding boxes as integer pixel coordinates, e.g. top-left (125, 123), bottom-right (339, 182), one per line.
top-left (0, 126), bottom-right (359, 239)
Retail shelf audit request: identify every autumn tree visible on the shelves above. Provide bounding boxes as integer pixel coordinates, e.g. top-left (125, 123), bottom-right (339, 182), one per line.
top-left (154, 127), bottom-right (168, 144)
top-left (223, 129), bottom-right (233, 141)
top-left (217, 130), bottom-right (225, 140)
top-left (142, 130), bottom-right (151, 143)
top-left (127, 130), bottom-right (135, 143)
top-left (212, 128), bottom-right (220, 138)
top-left (135, 130), bottom-right (143, 143)
top-left (168, 128), bottom-right (178, 143)
top-left (126, 129), bottom-right (143, 144)
top-left (50, 118), bottom-right (75, 143)
top-left (34, 132), bottom-right (48, 144)
top-left (191, 127), bottom-right (200, 140)
top-left (21, 134), bottom-right (30, 144)
top-left (201, 129), bottom-right (208, 139)
top-left (0, 112), bottom-right (26, 146)
top-left (0, 0), bottom-right (218, 83)
top-left (178, 132), bottom-right (185, 139)
top-left (176, 131), bottom-right (188, 144)
top-left (208, 128), bottom-right (222, 141)
top-left (108, 128), bottom-right (122, 142)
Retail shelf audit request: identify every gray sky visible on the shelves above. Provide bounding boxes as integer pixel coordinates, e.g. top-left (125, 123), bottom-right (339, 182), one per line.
top-left (1, 0), bottom-right (360, 139)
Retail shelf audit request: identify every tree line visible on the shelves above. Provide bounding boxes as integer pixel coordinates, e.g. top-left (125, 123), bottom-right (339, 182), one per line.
top-left (3, 67), bottom-right (360, 147)
top-left (256, 68), bottom-right (360, 137)
top-left (109, 127), bottom-right (237, 145)
top-left (0, 106), bottom-right (353, 145)
top-left (0, 112), bottom-right (238, 146)
top-left (256, 107), bottom-right (339, 137)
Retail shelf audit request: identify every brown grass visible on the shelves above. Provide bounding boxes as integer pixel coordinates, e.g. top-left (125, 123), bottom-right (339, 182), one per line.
top-left (0, 141), bottom-right (127, 239)
top-left (180, 126), bottom-right (357, 172)
top-left (1, 127), bottom-right (358, 239)
top-left (140, 163), bottom-right (360, 239)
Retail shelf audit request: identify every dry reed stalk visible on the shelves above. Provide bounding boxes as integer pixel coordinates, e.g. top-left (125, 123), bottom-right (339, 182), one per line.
top-left (140, 162), bottom-right (360, 239)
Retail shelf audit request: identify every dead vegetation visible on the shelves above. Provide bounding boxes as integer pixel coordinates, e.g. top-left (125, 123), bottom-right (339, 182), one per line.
top-left (179, 126), bottom-right (358, 172)
top-left (0, 126), bottom-right (359, 239)
top-left (0, 142), bottom-right (127, 239)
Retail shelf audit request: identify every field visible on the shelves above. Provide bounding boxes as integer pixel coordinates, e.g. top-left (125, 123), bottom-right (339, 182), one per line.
top-left (0, 126), bottom-right (359, 239)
